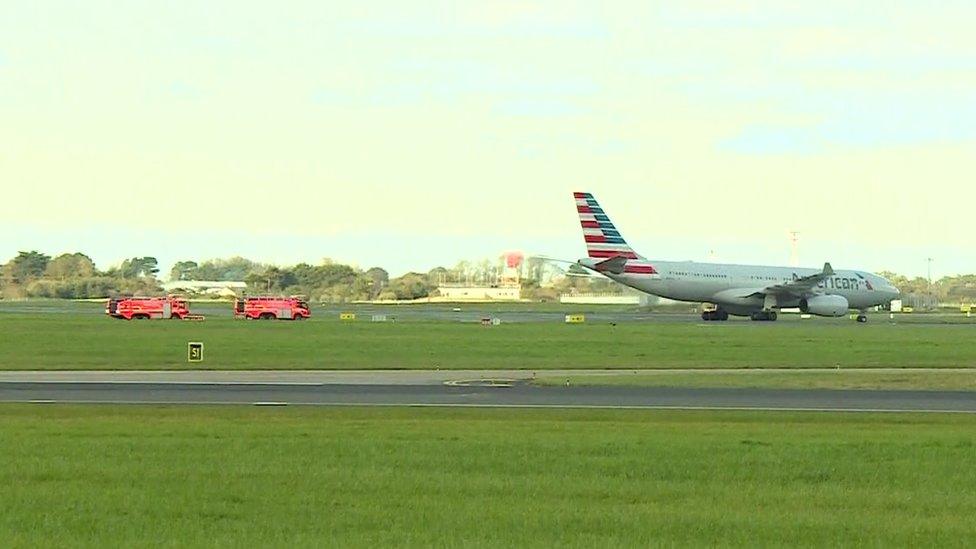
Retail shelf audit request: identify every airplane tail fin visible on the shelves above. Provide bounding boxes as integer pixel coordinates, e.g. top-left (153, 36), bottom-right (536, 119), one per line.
top-left (574, 192), bottom-right (642, 260)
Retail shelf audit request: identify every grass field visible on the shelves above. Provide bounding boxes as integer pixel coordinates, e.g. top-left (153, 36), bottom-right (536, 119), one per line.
top-left (1, 315), bottom-right (974, 371)
top-left (1, 404), bottom-right (974, 547)
top-left (536, 369), bottom-right (976, 391)
top-left (1, 301), bottom-right (975, 370)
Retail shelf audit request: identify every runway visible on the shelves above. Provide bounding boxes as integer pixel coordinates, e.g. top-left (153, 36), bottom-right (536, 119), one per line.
top-left (4, 367), bottom-right (971, 385)
top-left (3, 379), bottom-right (976, 412)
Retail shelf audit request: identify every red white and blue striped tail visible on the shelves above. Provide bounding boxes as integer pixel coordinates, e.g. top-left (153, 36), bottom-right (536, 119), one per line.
top-left (574, 192), bottom-right (657, 275)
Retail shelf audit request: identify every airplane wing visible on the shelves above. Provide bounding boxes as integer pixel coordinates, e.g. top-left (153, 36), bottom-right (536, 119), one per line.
top-left (734, 263), bottom-right (834, 299)
top-left (756, 262), bottom-right (834, 298)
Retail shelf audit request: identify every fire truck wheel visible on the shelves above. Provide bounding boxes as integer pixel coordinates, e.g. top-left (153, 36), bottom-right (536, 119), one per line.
top-left (294, 315), bottom-right (306, 321)
top-left (133, 314), bottom-right (150, 320)
top-left (259, 313), bottom-right (275, 320)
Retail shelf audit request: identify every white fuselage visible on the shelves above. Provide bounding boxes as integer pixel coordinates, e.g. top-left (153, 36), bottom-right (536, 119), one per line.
top-left (579, 259), bottom-right (900, 316)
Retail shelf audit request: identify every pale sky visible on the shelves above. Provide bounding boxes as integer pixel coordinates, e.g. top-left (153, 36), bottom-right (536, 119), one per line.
top-left (2, 1), bottom-right (974, 278)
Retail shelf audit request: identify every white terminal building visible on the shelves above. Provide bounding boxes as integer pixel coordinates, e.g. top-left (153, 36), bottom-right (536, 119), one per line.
top-left (436, 283), bottom-right (522, 302)
top-left (559, 292), bottom-right (653, 306)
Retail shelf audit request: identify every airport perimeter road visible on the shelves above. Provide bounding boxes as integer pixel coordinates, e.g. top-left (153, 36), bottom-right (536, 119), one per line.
top-left (2, 381), bottom-right (976, 412)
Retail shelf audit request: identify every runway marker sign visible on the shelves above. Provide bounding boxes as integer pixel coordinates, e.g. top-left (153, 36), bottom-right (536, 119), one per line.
top-left (187, 342), bottom-right (204, 363)
top-left (340, 312), bottom-right (356, 321)
top-left (565, 314), bottom-right (586, 324)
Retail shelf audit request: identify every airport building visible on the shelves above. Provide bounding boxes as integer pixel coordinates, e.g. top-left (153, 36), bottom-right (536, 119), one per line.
top-left (436, 284), bottom-right (522, 301)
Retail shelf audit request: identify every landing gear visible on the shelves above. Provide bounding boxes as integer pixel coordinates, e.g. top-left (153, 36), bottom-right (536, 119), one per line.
top-left (750, 311), bottom-right (778, 322)
top-left (701, 310), bottom-right (729, 321)
top-left (856, 314), bottom-right (868, 323)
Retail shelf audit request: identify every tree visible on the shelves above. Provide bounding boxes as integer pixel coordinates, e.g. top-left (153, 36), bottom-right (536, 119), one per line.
top-left (351, 275), bottom-right (373, 301)
top-left (478, 259), bottom-right (492, 284)
top-left (45, 253), bottom-right (96, 280)
top-left (938, 275), bottom-right (976, 303)
top-left (290, 263), bottom-right (319, 289)
top-left (169, 261), bottom-right (199, 281)
top-left (119, 257), bottom-right (159, 278)
top-left (365, 267), bottom-right (389, 298)
top-left (524, 256), bottom-right (546, 284)
top-left (202, 257), bottom-right (261, 281)
top-left (426, 267), bottom-right (448, 287)
top-left (366, 267), bottom-right (389, 287)
top-left (452, 261), bottom-right (471, 284)
top-left (221, 257), bottom-right (260, 281)
top-left (315, 264), bottom-right (358, 287)
top-left (245, 267), bottom-right (297, 293)
top-left (387, 272), bottom-right (431, 300)
top-left (5, 251), bottom-right (51, 284)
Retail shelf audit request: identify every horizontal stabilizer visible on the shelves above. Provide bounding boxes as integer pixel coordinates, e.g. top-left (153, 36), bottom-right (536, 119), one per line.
top-left (530, 256), bottom-right (578, 265)
top-left (593, 255), bottom-right (628, 275)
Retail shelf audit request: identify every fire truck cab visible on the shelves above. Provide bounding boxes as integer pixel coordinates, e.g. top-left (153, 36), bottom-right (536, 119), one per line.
top-left (234, 296), bottom-right (311, 320)
top-left (106, 296), bottom-right (191, 320)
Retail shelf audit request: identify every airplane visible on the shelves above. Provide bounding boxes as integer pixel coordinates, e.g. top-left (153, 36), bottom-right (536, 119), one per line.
top-left (573, 192), bottom-right (900, 322)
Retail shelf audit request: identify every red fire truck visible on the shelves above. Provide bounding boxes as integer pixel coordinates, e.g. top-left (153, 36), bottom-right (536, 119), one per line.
top-left (234, 296), bottom-right (311, 320)
top-left (106, 296), bottom-right (191, 320)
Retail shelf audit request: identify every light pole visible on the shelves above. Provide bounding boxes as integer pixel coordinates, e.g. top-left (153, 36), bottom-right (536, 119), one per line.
top-left (789, 231), bottom-right (800, 267)
top-left (926, 258), bottom-right (935, 309)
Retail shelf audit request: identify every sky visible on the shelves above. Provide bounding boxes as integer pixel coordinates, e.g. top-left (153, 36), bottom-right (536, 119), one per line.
top-left (2, 1), bottom-right (974, 278)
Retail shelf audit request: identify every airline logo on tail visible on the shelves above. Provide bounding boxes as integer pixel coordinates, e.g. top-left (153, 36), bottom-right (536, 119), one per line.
top-left (574, 192), bottom-right (656, 274)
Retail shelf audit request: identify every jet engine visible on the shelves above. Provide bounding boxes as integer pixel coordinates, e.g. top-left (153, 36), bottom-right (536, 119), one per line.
top-left (799, 295), bottom-right (849, 317)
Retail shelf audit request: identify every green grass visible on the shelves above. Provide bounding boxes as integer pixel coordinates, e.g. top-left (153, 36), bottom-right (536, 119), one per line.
top-left (1, 404), bottom-right (975, 547)
top-left (536, 369), bottom-right (976, 391)
top-left (1, 305), bottom-right (975, 370)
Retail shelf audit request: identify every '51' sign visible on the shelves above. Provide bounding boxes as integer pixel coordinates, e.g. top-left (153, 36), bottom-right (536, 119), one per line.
top-left (187, 342), bottom-right (204, 363)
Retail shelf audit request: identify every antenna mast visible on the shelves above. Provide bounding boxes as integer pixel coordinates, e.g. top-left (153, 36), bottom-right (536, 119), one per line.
top-left (789, 231), bottom-right (800, 267)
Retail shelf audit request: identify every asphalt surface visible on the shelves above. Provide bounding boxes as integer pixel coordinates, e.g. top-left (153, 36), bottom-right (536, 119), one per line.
top-left (3, 380), bottom-right (976, 412)
top-left (3, 368), bottom-right (975, 385)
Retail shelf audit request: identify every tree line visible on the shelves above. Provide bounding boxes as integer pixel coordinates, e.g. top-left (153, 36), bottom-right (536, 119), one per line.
top-left (0, 251), bottom-right (161, 299)
top-left (163, 257), bottom-right (610, 302)
top-left (877, 271), bottom-right (976, 305)
top-left (0, 251), bottom-right (578, 302)
top-left (3, 250), bottom-right (973, 304)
